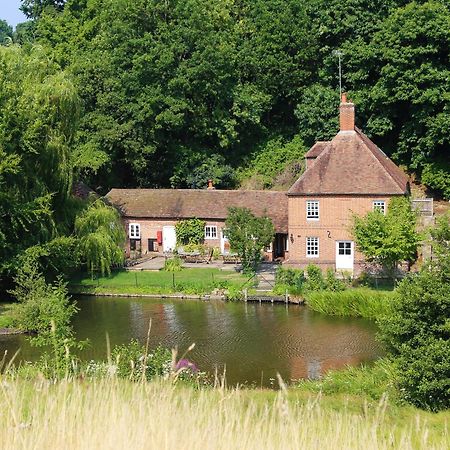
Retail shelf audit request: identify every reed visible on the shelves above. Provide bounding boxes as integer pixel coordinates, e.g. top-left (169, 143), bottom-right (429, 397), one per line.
top-left (305, 288), bottom-right (395, 319)
top-left (0, 376), bottom-right (448, 450)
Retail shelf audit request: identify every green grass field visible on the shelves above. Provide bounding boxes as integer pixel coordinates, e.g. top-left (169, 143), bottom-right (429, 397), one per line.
top-left (69, 268), bottom-right (250, 295)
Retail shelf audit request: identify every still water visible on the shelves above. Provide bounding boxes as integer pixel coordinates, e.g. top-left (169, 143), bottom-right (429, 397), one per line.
top-left (0, 296), bottom-right (383, 386)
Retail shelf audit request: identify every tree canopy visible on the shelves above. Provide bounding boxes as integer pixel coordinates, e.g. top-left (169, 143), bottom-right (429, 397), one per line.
top-left (224, 207), bottom-right (274, 272)
top-left (352, 197), bottom-right (420, 275)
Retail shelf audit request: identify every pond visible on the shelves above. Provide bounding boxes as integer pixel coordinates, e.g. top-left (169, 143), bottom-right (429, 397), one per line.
top-left (0, 296), bottom-right (383, 386)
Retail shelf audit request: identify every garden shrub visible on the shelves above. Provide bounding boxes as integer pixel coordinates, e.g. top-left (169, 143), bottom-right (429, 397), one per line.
top-left (378, 248), bottom-right (450, 411)
top-left (304, 264), bottom-right (327, 291)
top-left (164, 256), bottom-right (183, 272)
top-left (9, 261), bottom-right (83, 378)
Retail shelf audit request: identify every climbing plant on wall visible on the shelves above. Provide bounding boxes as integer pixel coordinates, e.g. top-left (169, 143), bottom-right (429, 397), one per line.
top-left (175, 219), bottom-right (206, 246)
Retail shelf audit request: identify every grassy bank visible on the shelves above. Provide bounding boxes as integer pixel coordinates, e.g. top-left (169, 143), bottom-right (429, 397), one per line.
top-left (0, 376), bottom-right (448, 450)
top-left (305, 288), bottom-right (395, 319)
top-left (69, 268), bottom-right (250, 296)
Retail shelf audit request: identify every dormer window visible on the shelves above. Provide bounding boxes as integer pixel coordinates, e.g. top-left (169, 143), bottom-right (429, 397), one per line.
top-left (373, 201), bottom-right (386, 214)
top-left (129, 223), bottom-right (141, 239)
top-left (306, 200), bottom-right (319, 220)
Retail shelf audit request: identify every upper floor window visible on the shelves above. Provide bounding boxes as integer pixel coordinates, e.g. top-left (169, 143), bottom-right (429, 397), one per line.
top-left (306, 237), bottom-right (319, 257)
top-left (373, 201), bottom-right (386, 214)
top-left (129, 223), bottom-right (140, 239)
top-left (205, 225), bottom-right (217, 239)
top-left (306, 200), bottom-right (319, 220)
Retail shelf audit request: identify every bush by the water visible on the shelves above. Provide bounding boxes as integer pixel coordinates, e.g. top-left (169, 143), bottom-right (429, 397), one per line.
top-left (305, 288), bottom-right (395, 319)
top-left (275, 265), bottom-right (347, 295)
top-left (110, 340), bottom-right (172, 381)
top-left (378, 260), bottom-right (450, 411)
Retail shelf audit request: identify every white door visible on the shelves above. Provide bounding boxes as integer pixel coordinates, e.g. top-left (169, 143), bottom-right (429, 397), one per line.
top-left (163, 226), bottom-right (176, 252)
top-left (220, 230), bottom-right (230, 255)
top-left (336, 241), bottom-right (354, 271)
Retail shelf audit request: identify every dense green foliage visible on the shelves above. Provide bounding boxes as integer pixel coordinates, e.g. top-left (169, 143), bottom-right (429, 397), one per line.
top-left (9, 262), bottom-right (77, 337)
top-left (75, 201), bottom-right (125, 276)
top-left (378, 216), bottom-right (450, 411)
top-left (275, 265), bottom-right (347, 295)
top-left (175, 218), bottom-right (206, 246)
top-left (224, 207), bottom-right (274, 272)
top-left (8, 261), bottom-right (83, 377)
top-left (0, 45), bottom-right (80, 277)
top-left (352, 197), bottom-right (420, 275)
top-left (12, 0), bottom-right (445, 198)
top-left (0, 20), bottom-right (13, 44)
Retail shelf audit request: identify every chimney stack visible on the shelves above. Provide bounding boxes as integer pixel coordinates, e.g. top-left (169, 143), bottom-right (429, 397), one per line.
top-left (339, 93), bottom-right (355, 132)
top-left (207, 179), bottom-right (215, 190)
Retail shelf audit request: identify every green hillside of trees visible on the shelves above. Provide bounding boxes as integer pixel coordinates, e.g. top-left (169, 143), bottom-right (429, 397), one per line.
top-left (3, 0), bottom-right (448, 196)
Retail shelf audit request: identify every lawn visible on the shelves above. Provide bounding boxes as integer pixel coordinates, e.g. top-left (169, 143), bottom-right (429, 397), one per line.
top-left (69, 268), bottom-right (251, 296)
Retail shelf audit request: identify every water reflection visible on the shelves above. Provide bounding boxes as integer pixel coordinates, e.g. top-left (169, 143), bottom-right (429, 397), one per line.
top-left (0, 297), bottom-right (383, 386)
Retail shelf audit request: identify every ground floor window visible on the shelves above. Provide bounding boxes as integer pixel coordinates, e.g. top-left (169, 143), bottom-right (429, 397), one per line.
top-left (205, 225), bottom-right (218, 239)
top-left (373, 200), bottom-right (386, 214)
top-left (306, 237), bottom-right (319, 257)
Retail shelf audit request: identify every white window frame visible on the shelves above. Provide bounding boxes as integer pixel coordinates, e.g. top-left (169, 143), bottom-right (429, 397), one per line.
top-left (306, 237), bottom-right (319, 258)
top-left (129, 223), bottom-right (141, 239)
top-left (373, 200), bottom-right (386, 214)
top-left (306, 200), bottom-right (320, 220)
top-left (204, 225), bottom-right (218, 240)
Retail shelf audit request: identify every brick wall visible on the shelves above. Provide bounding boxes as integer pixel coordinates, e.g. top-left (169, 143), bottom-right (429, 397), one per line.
top-left (287, 195), bottom-right (394, 274)
top-left (123, 217), bottom-right (281, 261)
top-left (124, 218), bottom-right (225, 256)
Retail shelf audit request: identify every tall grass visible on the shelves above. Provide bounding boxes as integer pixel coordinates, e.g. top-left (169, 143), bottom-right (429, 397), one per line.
top-left (305, 288), bottom-right (395, 319)
top-left (0, 377), bottom-right (448, 449)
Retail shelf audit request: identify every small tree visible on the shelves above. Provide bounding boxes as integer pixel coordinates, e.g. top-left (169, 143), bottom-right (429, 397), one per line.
top-left (224, 207), bottom-right (274, 273)
top-left (75, 201), bottom-right (125, 276)
top-left (352, 197), bottom-right (420, 277)
top-left (175, 218), bottom-right (206, 246)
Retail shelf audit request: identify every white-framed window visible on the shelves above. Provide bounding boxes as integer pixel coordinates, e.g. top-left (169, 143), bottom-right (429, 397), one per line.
top-left (204, 225), bottom-right (218, 239)
top-left (306, 237), bottom-right (319, 257)
top-left (306, 200), bottom-right (319, 220)
top-left (129, 223), bottom-right (141, 239)
top-left (373, 200), bottom-right (386, 214)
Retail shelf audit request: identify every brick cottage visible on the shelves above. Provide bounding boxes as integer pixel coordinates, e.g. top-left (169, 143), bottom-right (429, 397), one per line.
top-left (106, 94), bottom-right (409, 274)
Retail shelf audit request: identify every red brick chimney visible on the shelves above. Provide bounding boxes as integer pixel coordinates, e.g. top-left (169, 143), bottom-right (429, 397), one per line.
top-left (339, 93), bottom-right (355, 131)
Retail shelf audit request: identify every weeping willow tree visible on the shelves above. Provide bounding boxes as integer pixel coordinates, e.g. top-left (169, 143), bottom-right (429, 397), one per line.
top-left (0, 44), bottom-right (80, 276)
top-left (75, 201), bottom-right (125, 276)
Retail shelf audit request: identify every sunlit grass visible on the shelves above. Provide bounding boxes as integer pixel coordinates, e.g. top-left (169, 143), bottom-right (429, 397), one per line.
top-left (69, 268), bottom-right (249, 295)
top-left (0, 376), bottom-right (448, 450)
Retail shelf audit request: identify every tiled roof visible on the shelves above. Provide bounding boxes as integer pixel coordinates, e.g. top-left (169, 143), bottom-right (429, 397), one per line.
top-left (305, 141), bottom-right (330, 159)
top-left (106, 189), bottom-right (288, 232)
top-left (288, 128), bottom-right (409, 196)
